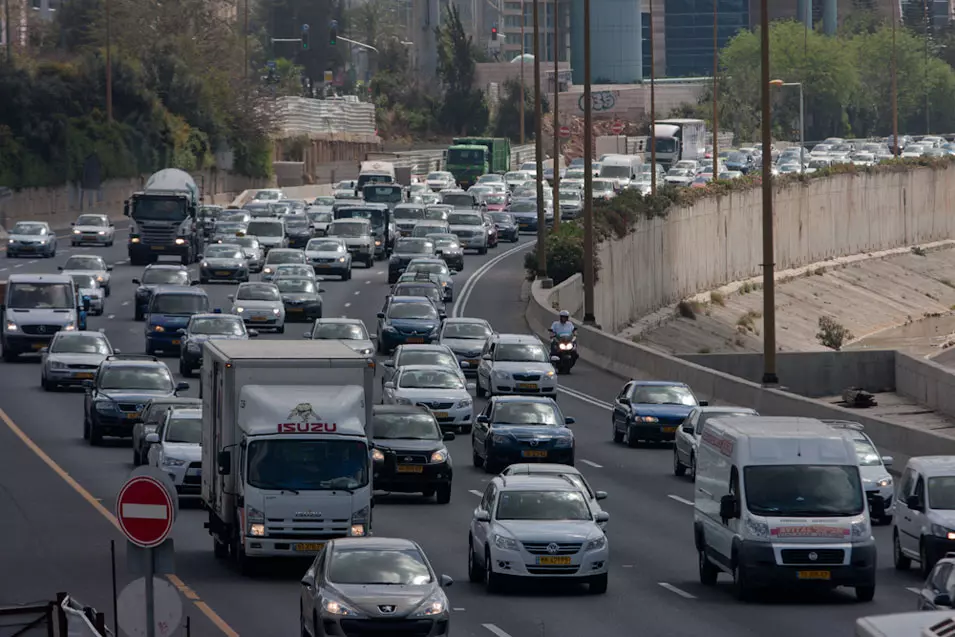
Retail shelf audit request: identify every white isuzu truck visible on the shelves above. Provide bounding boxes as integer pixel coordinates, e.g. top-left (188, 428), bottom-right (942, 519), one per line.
top-left (201, 340), bottom-right (375, 574)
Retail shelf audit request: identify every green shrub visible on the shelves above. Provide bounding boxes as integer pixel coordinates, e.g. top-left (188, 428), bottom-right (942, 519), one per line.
top-left (523, 222), bottom-right (600, 285)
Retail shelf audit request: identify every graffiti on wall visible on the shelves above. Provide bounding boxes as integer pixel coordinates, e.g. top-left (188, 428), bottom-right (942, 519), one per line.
top-left (577, 90), bottom-right (618, 113)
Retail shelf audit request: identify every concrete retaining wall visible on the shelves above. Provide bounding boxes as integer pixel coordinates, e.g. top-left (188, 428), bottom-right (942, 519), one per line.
top-left (596, 166), bottom-right (955, 333)
top-left (896, 352), bottom-right (955, 421)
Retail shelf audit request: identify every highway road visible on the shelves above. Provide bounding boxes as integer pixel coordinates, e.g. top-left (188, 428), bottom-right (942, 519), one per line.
top-left (0, 225), bottom-right (927, 636)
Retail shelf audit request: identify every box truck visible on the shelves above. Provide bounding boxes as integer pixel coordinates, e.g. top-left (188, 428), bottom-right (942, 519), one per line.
top-left (201, 340), bottom-right (375, 574)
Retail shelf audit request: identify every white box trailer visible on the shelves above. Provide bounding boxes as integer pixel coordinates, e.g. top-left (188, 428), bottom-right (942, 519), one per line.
top-left (200, 340), bottom-right (376, 573)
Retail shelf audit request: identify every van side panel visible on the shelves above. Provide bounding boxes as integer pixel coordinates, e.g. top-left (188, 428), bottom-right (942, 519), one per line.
top-left (696, 435), bottom-right (735, 566)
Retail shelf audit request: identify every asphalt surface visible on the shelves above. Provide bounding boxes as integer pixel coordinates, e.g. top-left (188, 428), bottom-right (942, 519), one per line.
top-left (0, 226), bottom-right (928, 637)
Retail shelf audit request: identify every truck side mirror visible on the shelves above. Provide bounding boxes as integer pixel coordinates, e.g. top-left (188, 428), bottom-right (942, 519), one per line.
top-left (720, 494), bottom-right (739, 520)
top-left (217, 450), bottom-right (231, 475)
top-left (123, 200), bottom-right (130, 216)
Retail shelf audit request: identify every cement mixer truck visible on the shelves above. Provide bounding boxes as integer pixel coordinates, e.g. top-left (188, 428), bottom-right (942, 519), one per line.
top-left (124, 168), bottom-right (201, 266)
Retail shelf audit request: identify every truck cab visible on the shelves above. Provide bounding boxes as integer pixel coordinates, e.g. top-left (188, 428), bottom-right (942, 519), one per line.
top-left (125, 168), bottom-right (200, 266)
top-left (1, 274), bottom-right (89, 362)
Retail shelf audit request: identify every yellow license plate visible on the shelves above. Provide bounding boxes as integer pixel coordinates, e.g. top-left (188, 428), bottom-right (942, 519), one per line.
top-left (151, 246), bottom-right (165, 251)
top-left (797, 570), bottom-right (831, 580)
top-left (397, 465), bottom-right (424, 473)
top-left (294, 543), bottom-right (326, 552)
top-left (287, 307), bottom-right (303, 312)
top-left (316, 263), bottom-right (330, 268)
top-left (536, 556), bottom-right (572, 566)
top-left (124, 412), bottom-right (139, 419)
top-left (215, 271), bottom-right (230, 276)
top-left (75, 372), bottom-right (94, 379)
top-left (662, 426), bottom-right (677, 433)
top-left (517, 382), bottom-right (538, 390)
top-left (406, 337), bottom-right (425, 343)
top-left (522, 450), bottom-right (548, 458)
top-left (433, 412), bottom-right (449, 419)
top-left (251, 316), bottom-right (268, 322)
top-left (171, 340), bottom-right (180, 346)
top-left (32, 342), bottom-right (46, 349)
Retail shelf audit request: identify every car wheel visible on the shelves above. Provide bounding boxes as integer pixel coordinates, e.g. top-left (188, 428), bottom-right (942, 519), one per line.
top-left (673, 448), bottom-right (687, 476)
top-left (478, 246), bottom-right (488, 255)
top-left (589, 573), bottom-right (608, 594)
top-left (612, 420), bottom-right (623, 443)
top-left (41, 375), bottom-right (54, 391)
top-left (213, 536), bottom-right (229, 560)
top-left (83, 417), bottom-right (90, 440)
top-left (472, 448), bottom-right (484, 468)
top-left (276, 325), bottom-right (285, 334)
top-left (436, 484), bottom-right (451, 504)
top-left (893, 530), bottom-right (911, 570)
top-left (3, 349), bottom-right (18, 363)
top-left (89, 423), bottom-right (103, 446)
top-left (133, 445), bottom-right (141, 466)
top-left (624, 426), bottom-right (639, 448)
top-left (485, 546), bottom-right (502, 593)
top-left (467, 536), bottom-right (485, 583)
top-left (920, 541), bottom-right (933, 577)
top-left (179, 359), bottom-right (190, 377)
top-left (690, 454), bottom-right (697, 480)
top-left (732, 562), bottom-right (751, 602)
top-left (855, 585), bottom-right (876, 602)
top-left (475, 376), bottom-right (487, 398)
top-left (880, 514), bottom-right (894, 525)
top-left (343, 269), bottom-right (352, 281)
top-left (483, 447), bottom-right (498, 474)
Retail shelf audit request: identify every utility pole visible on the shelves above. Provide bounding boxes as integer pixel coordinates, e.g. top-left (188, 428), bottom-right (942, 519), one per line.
top-left (582, 0), bottom-right (594, 325)
top-left (520, 0), bottom-right (526, 144)
top-left (924, 0), bottom-right (930, 134)
top-left (711, 0), bottom-right (718, 178)
top-left (533, 0), bottom-right (547, 280)
top-left (244, 0), bottom-right (250, 80)
top-left (4, 0), bottom-right (11, 63)
top-left (106, 0), bottom-right (113, 121)
top-left (892, 0), bottom-right (899, 155)
top-left (551, 0), bottom-right (560, 230)
top-left (759, 0), bottom-right (777, 385)
top-left (649, 0), bottom-right (656, 195)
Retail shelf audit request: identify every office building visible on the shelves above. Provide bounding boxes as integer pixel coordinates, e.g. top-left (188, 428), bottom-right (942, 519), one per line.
top-left (500, 0), bottom-right (569, 62)
top-left (664, 0), bottom-right (749, 77)
top-left (569, 0), bottom-right (642, 83)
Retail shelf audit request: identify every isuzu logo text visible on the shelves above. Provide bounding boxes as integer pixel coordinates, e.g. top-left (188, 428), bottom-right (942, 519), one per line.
top-left (277, 422), bottom-right (338, 433)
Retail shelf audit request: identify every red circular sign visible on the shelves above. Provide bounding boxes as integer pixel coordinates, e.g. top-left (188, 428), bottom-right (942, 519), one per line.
top-left (558, 125), bottom-right (571, 139)
top-left (611, 121), bottom-right (625, 135)
top-left (116, 476), bottom-right (175, 548)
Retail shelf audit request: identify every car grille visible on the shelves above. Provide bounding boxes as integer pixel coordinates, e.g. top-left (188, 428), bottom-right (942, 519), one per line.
top-left (512, 373), bottom-right (541, 381)
top-left (522, 541), bottom-right (581, 555)
top-left (67, 363), bottom-right (99, 370)
top-left (116, 403), bottom-right (144, 412)
top-left (338, 619), bottom-right (438, 636)
top-left (388, 452), bottom-right (430, 464)
top-left (417, 401), bottom-right (454, 410)
top-left (183, 462), bottom-right (202, 485)
top-left (313, 257), bottom-right (338, 264)
top-left (399, 327), bottom-right (431, 335)
top-left (655, 415), bottom-right (686, 426)
top-left (454, 230), bottom-right (475, 238)
top-left (526, 566), bottom-right (580, 575)
top-left (779, 548), bottom-right (845, 565)
top-left (264, 517), bottom-right (350, 538)
top-left (21, 324), bottom-right (62, 335)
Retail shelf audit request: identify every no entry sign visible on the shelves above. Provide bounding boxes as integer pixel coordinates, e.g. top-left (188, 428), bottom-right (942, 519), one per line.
top-left (116, 476), bottom-right (175, 548)
top-left (558, 125), bottom-right (571, 139)
top-left (611, 121), bottom-right (624, 135)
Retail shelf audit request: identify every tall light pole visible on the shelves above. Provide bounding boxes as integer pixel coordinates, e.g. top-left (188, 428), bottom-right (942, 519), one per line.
top-left (4, 0), bottom-right (11, 63)
top-left (711, 0), bottom-right (718, 178)
top-left (551, 0), bottom-right (560, 230)
top-left (769, 80), bottom-right (803, 175)
top-left (759, 0), bottom-right (777, 385)
top-left (105, 0), bottom-right (113, 121)
top-left (649, 0), bottom-right (656, 195)
top-left (582, 0), bottom-right (594, 324)
top-left (244, 0), bottom-right (250, 80)
top-left (520, 0), bottom-right (526, 144)
top-left (533, 0), bottom-right (547, 280)
top-left (892, 0), bottom-right (899, 155)
top-left (924, 0), bottom-right (930, 134)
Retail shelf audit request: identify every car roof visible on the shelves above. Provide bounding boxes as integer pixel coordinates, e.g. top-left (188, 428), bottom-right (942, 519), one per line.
top-left (388, 296), bottom-right (434, 304)
top-left (190, 313), bottom-right (240, 321)
top-left (490, 395), bottom-right (557, 406)
top-left (330, 536), bottom-right (423, 552)
top-left (267, 249), bottom-right (303, 254)
top-left (144, 264), bottom-right (188, 271)
top-left (373, 404), bottom-right (435, 416)
top-left (696, 406), bottom-right (757, 414)
top-left (443, 317), bottom-right (490, 325)
top-left (504, 463), bottom-right (583, 477)
top-left (397, 364), bottom-right (460, 373)
top-left (407, 257), bottom-right (445, 264)
top-left (397, 344), bottom-right (452, 353)
top-left (168, 408), bottom-right (201, 418)
top-left (238, 281), bottom-right (278, 289)
top-left (101, 358), bottom-right (168, 369)
top-left (395, 281), bottom-right (440, 289)
top-left (631, 380), bottom-right (690, 387)
top-left (909, 456), bottom-right (955, 477)
top-left (314, 318), bottom-right (364, 325)
top-left (152, 286), bottom-right (207, 296)
top-left (8, 273), bottom-right (74, 284)
top-left (494, 333), bottom-right (542, 344)
top-left (494, 475), bottom-right (581, 492)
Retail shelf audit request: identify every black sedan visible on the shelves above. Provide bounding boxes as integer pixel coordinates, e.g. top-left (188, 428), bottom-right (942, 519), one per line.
top-left (275, 277), bottom-right (324, 322)
top-left (371, 404), bottom-right (454, 503)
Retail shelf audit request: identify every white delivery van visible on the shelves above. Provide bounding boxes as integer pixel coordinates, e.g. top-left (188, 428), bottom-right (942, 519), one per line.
top-left (597, 154), bottom-right (643, 190)
top-left (693, 416), bottom-right (876, 601)
top-left (201, 340), bottom-right (375, 574)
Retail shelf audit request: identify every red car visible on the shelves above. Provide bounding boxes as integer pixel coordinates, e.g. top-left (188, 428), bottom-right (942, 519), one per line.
top-left (483, 193), bottom-right (509, 213)
top-left (482, 212), bottom-right (500, 248)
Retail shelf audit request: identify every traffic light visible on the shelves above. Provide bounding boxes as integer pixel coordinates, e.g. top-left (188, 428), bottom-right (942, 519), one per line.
top-left (491, 25), bottom-right (498, 40)
top-left (301, 23), bottom-right (310, 49)
top-left (329, 19), bottom-right (338, 45)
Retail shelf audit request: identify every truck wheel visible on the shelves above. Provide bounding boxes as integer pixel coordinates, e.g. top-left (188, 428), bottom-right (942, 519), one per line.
top-left (213, 536), bottom-right (229, 559)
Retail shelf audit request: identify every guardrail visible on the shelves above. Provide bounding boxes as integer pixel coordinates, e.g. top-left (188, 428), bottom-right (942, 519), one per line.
top-left (0, 592), bottom-right (111, 637)
top-left (274, 96), bottom-right (377, 136)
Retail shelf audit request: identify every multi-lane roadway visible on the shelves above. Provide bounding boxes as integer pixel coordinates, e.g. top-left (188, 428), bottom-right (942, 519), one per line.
top-left (0, 224), bottom-right (926, 636)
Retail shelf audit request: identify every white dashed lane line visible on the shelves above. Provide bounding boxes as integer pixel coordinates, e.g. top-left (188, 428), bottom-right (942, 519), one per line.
top-left (667, 494), bottom-right (694, 506)
top-left (482, 624), bottom-right (513, 637)
top-left (658, 583), bottom-right (696, 599)
top-left (121, 301), bottom-right (129, 306)
top-left (354, 290), bottom-right (360, 295)
top-left (468, 489), bottom-right (483, 497)
top-left (344, 302), bottom-right (352, 308)
top-left (579, 459), bottom-right (603, 468)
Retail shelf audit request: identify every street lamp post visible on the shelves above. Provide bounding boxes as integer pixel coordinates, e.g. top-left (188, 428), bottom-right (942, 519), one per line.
top-left (520, 0), bottom-right (526, 144)
top-left (759, 0), bottom-right (777, 385)
top-left (892, 0), bottom-right (899, 155)
top-left (649, 0), bottom-right (656, 195)
top-left (582, 0), bottom-right (594, 324)
top-left (769, 80), bottom-right (803, 174)
top-left (552, 0), bottom-right (560, 230)
top-left (533, 0), bottom-right (547, 281)
top-left (712, 0), bottom-right (718, 179)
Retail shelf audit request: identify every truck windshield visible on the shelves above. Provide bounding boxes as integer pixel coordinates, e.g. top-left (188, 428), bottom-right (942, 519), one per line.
top-left (357, 174), bottom-right (393, 191)
top-left (599, 165), bottom-right (631, 178)
top-left (743, 465), bottom-right (864, 517)
top-left (442, 194), bottom-right (474, 209)
top-left (650, 138), bottom-right (678, 154)
top-left (133, 197), bottom-right (188, 221)
top-left (247, 439), bottom-right (369, 491)
top-left (8, 282), bottom-right (74, 309)
top-left (448, 148), bottom-right (485, 164)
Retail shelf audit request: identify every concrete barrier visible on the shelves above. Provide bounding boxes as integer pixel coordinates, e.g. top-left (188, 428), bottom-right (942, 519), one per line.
top-left (896, 351), bottom-right (955, 422)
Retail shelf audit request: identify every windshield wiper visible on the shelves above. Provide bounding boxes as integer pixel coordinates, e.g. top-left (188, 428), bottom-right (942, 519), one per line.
top-left (255, 482), bottom-right (300, 494)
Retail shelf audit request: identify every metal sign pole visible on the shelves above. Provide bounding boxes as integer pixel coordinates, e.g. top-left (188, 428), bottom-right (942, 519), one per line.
top-left (145, 549), bottom-right (155, 637)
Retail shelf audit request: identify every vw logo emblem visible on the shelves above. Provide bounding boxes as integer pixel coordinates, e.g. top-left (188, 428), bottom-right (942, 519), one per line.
top-left (378, 605), bottom-right (396, 614)
top-left (546, 543), bottom-right (560, 554)
top-left (808, 552), bottom-right (818, 562)
top-left (37, 325), bottom-right (46, 333)
top-left (530, 440), bottom-right (538, 447)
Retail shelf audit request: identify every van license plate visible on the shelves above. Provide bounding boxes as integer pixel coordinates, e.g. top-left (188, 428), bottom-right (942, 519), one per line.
top-left (294, 543), bottom-right (326, 552)
top-left (397, 465), bottom-right (423, 473)
top-left (536, 556), bottom-right (571, 565)
top-left (797, 571), bottom-right (830, 580)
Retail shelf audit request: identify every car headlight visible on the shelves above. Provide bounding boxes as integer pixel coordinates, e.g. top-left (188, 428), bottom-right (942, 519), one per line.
top-left (339, 256), bottom-right (346, 263)
top-left (272, 308), bottom-right (281, 315)
top-left (585, 535), bottom-right (607, 551)
top-left (174, 238), bottom-right (185, 245)
top-left (63, 323), bottom-right (76, 331)
top-left (263, 267), bottom-right (272, 274)
top-left (931, 523), bottom-right (955, 540)
top-left (633, 415), bottom-right (658, 423)
top-left (852, 519), bottom-right (873, 539)
top-left (162, 456), bottom-right (187, 467)
top-left (357, 347), bottom-right (373, 355)
top-left (201, 261), bottom-right (209, 268)
top-left (5, 320), bottom-right (17, 332)
top-left (493, 533), bottom-right (519, 551)
top-left (95, 275), bottom-right (105, 282)
top-left (322, 597), bottom-right (357, 616)
top-left (411, 592), bottom-right (447, 617)
top-left (246, 505), bottom-right (265, 526)
top-left (492, 434), bottom-right (508, 444)
top-left (187, 341), bottom-right (201, 352)
top-left (130, 237), bottom-right (141, 243)
top-left (49, 361), bottom-right (69, 370)
top-left (371, 448), bottom-right (385, 462)
top-left (98, 231), bottom-right (106, 235)
top-left (6, 239), bottom-right (12, 244)
top-left (94, 401), bottom-right (118, 413)
top-left (394, 397), bottom-right (413, 405)
top-left (383, 325), bottom-right (397, 332)
top-left (545, 370), bottom-right (555, 377)
top-left (441, 281), bottom-right (448, 287)
top-left (493, 369), bottom-right (510, 379)
top-left (151, 325), bottom-right (165, 332)
top-left (877, 477), bottom-right (892, 488)
top-left (375, 240), bottom-right (382, 246)
top-left (73, 229), bottom-right (81, 235)
top-left (455, 398), bottom-right (472, 409)
top-left (744, 517), bottom-right (771, 539)
top-left (554, 435), bottom-right (573, 447)
top-left (430, 449), bottom-right (448, 463)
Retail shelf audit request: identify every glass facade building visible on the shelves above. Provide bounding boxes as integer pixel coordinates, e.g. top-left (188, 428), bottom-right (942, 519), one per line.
top-left (664, 0), bottom-right (749, 78)
top-left (570, 0), bottom-right (643, 84)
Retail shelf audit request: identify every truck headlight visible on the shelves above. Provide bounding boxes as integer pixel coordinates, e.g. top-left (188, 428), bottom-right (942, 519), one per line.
top-left (246, 506), bottom-right (265, 536)
top-left (175, 238), bottom-right (185, 245)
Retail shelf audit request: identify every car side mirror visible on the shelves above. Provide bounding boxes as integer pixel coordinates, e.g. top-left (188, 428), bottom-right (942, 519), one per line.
top-left (145, 432), bottom-right (160, 444)
top-left (196, 254), bottom-right (203, 260)
top-left (217, 450), bottom-right (231, 475)
top-left (565, 417), bottom-right (575, 425)
top-left (449, 270), bottom-right (457, 276)
top-left (383, 382), bottom-right (395, 390)
top-left (595, 511), bottom-right (610, 523)
top-left (474, 509), bottom-right (491, 522)
top-left (935, 593), bottom-right (952, 607)
top-left (377, 312), bottom-right (385, 319)
top-left (720, 494), bottom-right (739, 520)
top-left (227, 295), bottom-right (234, 302)
top-left (123, 200), bottom-right (130, 216)
top-left (57, 265), bottom-right (63, 271)
top-left (177, 328), bottom-right (186, 335)
top-left (550, 356), bottom-right (560, 363)
top-left (70, 222), bottom-right (75, 226)
top-left (482, 354), bottom-right (491, 360)
top-left (132, 278), bottom-right (141, 285)
top-left (248, 329), bottom-right (259, 337)
top-left (443, 432), bottom-right (456, 441)
top-left (699, 400), bottom-right (709, 407)
top-left (476, 415), bottom-right (489, 424)
top-left (906, 495), bottom-right (922, 510)
top-left (383, 360), bottom-right (394, 368)
top-left (318, 288), bottom-right (326, 293)
top-left (882, 456), bottom-right (894, 467)
top-left (106, 265), bottom-right (113, 271)
top-left (175, 381), bottom-right (190, 393)
top-left (440, 574), bottom-right (453, 588)
top-left (595, 490), bottom-right (608, 501)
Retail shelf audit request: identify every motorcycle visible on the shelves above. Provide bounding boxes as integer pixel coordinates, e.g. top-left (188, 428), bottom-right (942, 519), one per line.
top-left (552, 333), bottom-right (578, 374)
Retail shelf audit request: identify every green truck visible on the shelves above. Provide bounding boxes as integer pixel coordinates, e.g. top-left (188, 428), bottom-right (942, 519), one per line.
top-left (446, 137), bottom-right (511, 188)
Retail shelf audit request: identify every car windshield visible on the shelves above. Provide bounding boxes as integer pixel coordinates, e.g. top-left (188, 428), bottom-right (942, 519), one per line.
top-left (247, 439), bottom-right (369, 491)
top-left (485, 195), bottom-right (507, 205)
top-left (744, 465), bottom-right (864, 516)
top-left (407, 263), bottom-right (448, 276)
top-left (849, 437), bottom-right (883, 467)
top-left (631, 385), bottom-right (696, 406)
top-left (432, 238), bottom-right (459, 250)
top-left (8, 282), bottom-right (74, 309)
top-left (559, 191), bottom-right (581, 201)
top-left (307, 211), bottom-right (333, 223)
top-left (151, 294), bottom-right (207, 314)
top-left (246, 221), bottom-right (284, 238)
top-left (64, 256), bottom-right (105, 270)
top-left (493, 402), bottom-right (561, 425)
top-left (328, 222), bottom-right (368, 237)
top-left (51, 334), bottom-right (110, 354)
top-left (394, 207), bottom-right (425, 220)
top-left (275, 265), bottom-right (312, 276)
top-left (285, 217), bottom-right (309, 228)
top-left (276, 279), bottom-right (317, 294)
top-left (312, 323), bottom-right (367, 340)
top-left (600, 165), bottom-right (631, 178)
top-left (237, 285), bottom-right (279, 301)
top-left (214, 223), bottom-right (245, 235)
top-left (412, 225), bottom-right (444, 237)
top-left (397, 351), bottom-right (457, 368)
top-left (142, 270), bottom-right (189, 285)
top-left (205, 246), bottom-right (243, 259)
top-left (424, 209), bottom-right (448, 220)
top-left (929, 477), bottom-right (955, 510)
top-left (76, 215), bottom-right (108, 226)
top-left (190, 317), bottom-right (245, 335)
top-left (266, 252), bottom-right (304, 265)
top-left (389, 303), bottom-right (438, 320)
top-left (495, 343), bottom-right (549, 362)
top-left (164, 416), bottom-right (201, 444)
top-left (12, 223), bottom-right (46, 235)
top-left (70, 274), bottom-right (98, 289)
top-left (593, 181), bottom-right (614, 191)
top-left (489, 213), bottom-right (513, 223)
top-left (509, 202), bottom-right (536, 212)
top-left (427, 172), bottom-right (446, 180)
top-left (443, 322), bottom-right (491, 339)
top-left (98, 367), bottom-right (173, 391)
top-left (448, 213), bottom-right (482, 225)
top-left (307, 240), bottom-right (345, 252)
top-left (328, 547), bottom-right (432, 586)
top-left (496, 490), bottom-right (591, 521)
top-left (396, 285), bottom-right (440, 300)
top-left (398, 369), bottom-right (464, 389)
top-left (397, 239), bottom-right (433, 254)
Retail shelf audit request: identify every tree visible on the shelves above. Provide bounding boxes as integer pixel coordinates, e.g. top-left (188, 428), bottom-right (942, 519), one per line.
top-left (435, 5), bottom-right (488, 134)
top-left (492, 78), bottom-right (549, 141)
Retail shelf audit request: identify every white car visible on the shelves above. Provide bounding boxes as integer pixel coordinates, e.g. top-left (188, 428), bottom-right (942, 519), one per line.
top-left (305, 237), bottom-right (352, 281)
top-left (252, 188), bottom-right (284, 201)
top-left (438, 317), bottom-right (493, 374)
top-left (383, 364), bottom-right (473, 430)
top-left (70, 213), bottom-right (115, 246)
top-left (229, 282), bottom-right (285, 333)
top-left (826, 421), bottom-right (895, 524)
top-left (380, 344), bottom-right (463, 389)
top-left (500, 463), bottom-right (609, 528)
top-left (306, 208), bottom-right (333, 236)
top-left (261, 248), bottom-right (307, 282)
top-left (66, 273), bottom-right (105, 315)
top-left (468, 474), bottom-right (610, 593)
top-left (271, 263), bottom-right (316, 282)
top-left (426, 171), bottom-right (456, 192)
top-left (304, 318), bottom-right (375, 356)
top-left (145, 407), bottom-right (202, 498)
top-left (59, 254), bottom-right (112, 296)
top-left (476, 334), bottom-right (557, 399)
top-left (40, 330), bottom-right (114, 391)
top-left (674, 406), bottom-right (759, 480)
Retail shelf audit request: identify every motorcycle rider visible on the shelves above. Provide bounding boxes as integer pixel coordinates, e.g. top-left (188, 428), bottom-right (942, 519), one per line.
top-left (549, 310), bottom-right (578, 364)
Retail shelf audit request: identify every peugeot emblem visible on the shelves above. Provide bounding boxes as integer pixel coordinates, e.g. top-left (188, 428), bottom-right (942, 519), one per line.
top-left (808, 552), bottom-right (818, 562)
top-left (546, 543), bottom-right (560, 554)
top-left (378, 605), bottom-right (396, 614)
top-left (37, 325), bottom-right (47, 333)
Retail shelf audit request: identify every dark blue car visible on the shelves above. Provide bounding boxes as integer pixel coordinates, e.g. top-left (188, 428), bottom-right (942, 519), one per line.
top-left (132, 264), bottom-right (194, 321)
top-left (611, 380), bottom-right (706, 446)
top-left (376, 296), bottom-right (444, 354)
top-left (144, 287), bottom-right (211, 356)
top-left (471, 396), bottom-right (575, 473)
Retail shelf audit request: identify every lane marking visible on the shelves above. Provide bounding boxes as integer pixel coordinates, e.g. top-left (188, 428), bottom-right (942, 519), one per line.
top-left (365, 280), bottom-right (371, 285)
top-left (354, 290), bottom-right (360, 295)
top-left (659, 582), bottom-right (696, 599)
top-left (344, 302), bottom-right (352, 308)
top-left (452, 607), bottom-right (466, 612)
top-left (13, 264), bottom-right (22, 268)
top-left (376, 271), bottom-right (384, 275)
top-left (121, 301), bottom-right (129, 306)
top-left (452, 240), bottom-right (536, 318)
top-left (622, 564), bottom-right (634, 568)
top-left (482, 624), bottom-right (513, 637)
top-left (668, 494), bottom-right (694, 506)
top-left (28, 260), bottom-right (37, 264)
top-left (468, 489), bottom-right (484, 497)
top-left (907, 587), bottom-right (921, 594)
top-left (0, 406), bottom-right (240, 637)
top-left (107, 314), bottom-right (115, 320)
top-left (579, 459), bottom-right (603, 468)
top-left (558, 385), bottom-right (613, 409)
top-left (0, 268), bottom-right (6, 272)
